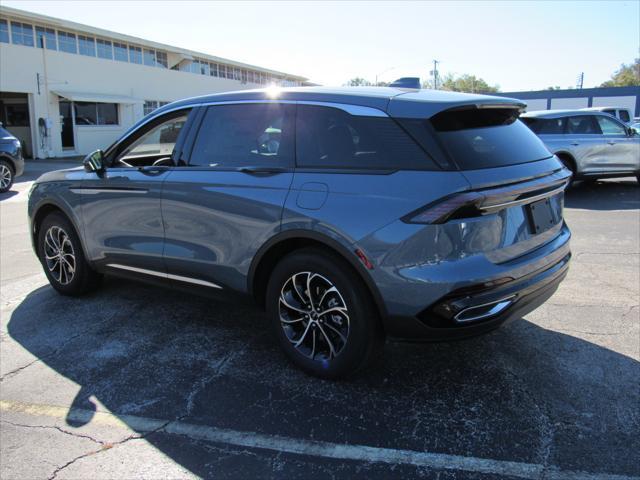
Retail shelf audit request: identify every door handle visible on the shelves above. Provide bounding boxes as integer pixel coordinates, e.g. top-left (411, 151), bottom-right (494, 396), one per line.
top-left (139, 165), bottom-right (169, 175)
top-left (608, 141), bottom-right (616, 145)
top-left (570, 142), bottom-right (579, 146)
top-left (239, 166), bottom-right (288, 176)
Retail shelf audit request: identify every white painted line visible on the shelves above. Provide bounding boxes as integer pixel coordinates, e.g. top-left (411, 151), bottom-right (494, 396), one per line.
top-left (1, 400), bottom-right (638, 480)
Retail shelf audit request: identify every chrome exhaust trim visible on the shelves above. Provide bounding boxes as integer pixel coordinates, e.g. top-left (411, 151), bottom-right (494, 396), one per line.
top-left (454, 296), bottom-right (515, 324)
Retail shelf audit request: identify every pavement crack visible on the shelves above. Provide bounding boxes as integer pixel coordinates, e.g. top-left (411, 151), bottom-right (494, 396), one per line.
top-left (1, 419), bottom-right (106, 445)
top-left (0, 310), bottom-right (122, 383)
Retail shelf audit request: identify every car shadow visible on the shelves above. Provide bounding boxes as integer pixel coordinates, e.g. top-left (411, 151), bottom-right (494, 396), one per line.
top-left (0, 189), bottom-right (19, 201)
top-left (5, 280), bottom-right (640, 478)
top-left (565, 178), bottom-right (640, 210)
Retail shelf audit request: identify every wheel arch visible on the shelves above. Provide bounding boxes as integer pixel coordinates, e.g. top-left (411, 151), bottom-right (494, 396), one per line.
top-left (248, 230), bottom-right (388, 320)
top-left (0, 154), bottom-right (16, 173)
top-left (31, 201), bottom-right (87, 259)
top-left (554, 151), bottom-right (577, 174)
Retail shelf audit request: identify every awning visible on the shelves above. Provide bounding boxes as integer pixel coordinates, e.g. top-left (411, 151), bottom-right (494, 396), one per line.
top-left (52, 90), bottom-right (144, 105)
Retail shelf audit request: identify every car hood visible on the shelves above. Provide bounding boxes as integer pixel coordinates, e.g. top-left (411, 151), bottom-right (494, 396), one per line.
top-left (35, 166), bottom-right (84, 184)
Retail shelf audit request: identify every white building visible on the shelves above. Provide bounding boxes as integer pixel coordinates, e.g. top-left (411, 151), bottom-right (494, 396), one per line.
top-left (0, 6), bottom-right (308, 158)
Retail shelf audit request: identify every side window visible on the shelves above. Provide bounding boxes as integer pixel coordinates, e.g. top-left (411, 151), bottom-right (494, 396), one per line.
top-left (618, 110), bottom-right (630, 123)
top-left (115, 113), bottom-right (188, 167)
top-left (296, 105), bottom-right (434, 170)
top-left (566, 116), bottom-right (601, 135)
top-left (596, 116), bottom-right (627, 136)
top-left (189, 103), bottom-right (294, 168)
top-left (533, 118), bottom-right (565, 134)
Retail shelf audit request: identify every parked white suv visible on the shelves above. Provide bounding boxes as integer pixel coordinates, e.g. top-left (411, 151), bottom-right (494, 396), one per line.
top-left (582, 106), bottom-right (633, 125)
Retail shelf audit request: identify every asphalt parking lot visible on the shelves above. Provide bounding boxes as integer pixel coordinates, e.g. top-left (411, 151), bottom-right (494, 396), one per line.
top-left (1, 160), bottom-right (639, 480)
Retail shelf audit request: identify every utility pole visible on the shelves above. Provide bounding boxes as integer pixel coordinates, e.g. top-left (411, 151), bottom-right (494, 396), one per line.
top-left (576, 72), bottom-right (584, 89)
top-left (431, 59), bottom-right (440, 90)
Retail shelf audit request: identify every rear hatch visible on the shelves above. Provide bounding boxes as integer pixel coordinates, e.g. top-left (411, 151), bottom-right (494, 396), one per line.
top-left (389, 97), bottom-right (570, 263)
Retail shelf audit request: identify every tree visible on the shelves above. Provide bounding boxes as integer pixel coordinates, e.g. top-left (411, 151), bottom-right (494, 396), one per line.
top-left (600, 58), bottom-right (640, 87)
top-left (344, 77), bottom-right (372, 87)
top-left (423, 73), bottom-right (499, 93)
top-left (546, 86), bottom-right (562, 90)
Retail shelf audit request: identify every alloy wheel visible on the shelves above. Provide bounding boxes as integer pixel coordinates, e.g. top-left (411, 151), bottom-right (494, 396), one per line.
top-left (43, 226), bottom-right (76, 285)
top-left (0, 164), bottom-right (12, 190)
top-left (279, 272), bottom-right (350, 361)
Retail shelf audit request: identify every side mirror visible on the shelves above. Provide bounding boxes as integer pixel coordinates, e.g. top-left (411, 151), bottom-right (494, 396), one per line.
top-left (83, 149), bottom-right (104, 173)
top-left (628, 127), bottom-right (638, 137)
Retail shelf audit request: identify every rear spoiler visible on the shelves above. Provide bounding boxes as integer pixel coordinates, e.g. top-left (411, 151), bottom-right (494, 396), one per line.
top-left (387, 93), bottom-right (526, 119)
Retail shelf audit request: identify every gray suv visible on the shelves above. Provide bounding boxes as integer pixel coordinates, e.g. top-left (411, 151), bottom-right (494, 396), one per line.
top-left (28, 87), bottom-right (572, 378)
top-left (521, 110), bottom-right (640, 183)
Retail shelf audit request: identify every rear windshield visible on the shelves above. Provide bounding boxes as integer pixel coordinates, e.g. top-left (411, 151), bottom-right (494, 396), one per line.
top-left (428, 107), bottom-right (552, 170)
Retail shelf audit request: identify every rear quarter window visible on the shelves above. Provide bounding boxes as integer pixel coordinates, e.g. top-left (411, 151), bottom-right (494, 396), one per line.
top-left (425, 107), bottom-right (552, 170)
top-left (296, 105), bottom-right (438, 170)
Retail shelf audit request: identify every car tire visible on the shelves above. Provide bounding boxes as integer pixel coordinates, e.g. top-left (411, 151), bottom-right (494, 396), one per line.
top-left (37, 212), bottom-right (102, 296)
top-left (0, 159), bottom-right (14, 193)
top-left (266, 247), bottom-right (384, 379)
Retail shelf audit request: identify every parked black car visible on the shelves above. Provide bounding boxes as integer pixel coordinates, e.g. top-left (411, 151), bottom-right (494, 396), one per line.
top-left (0, 125), bottom-right (24, 193)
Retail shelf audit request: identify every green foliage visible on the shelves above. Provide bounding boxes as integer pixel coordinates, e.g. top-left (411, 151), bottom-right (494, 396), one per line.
top-left (600, 59), bottom-right (640, 87)
top-left (344, 77), bottom-right (372, 86)
top-left (424, 73), bottom-right (499, 93)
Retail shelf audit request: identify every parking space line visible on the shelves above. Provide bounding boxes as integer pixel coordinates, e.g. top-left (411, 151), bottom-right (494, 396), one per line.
top-left (1, 400), bottom-right (638, 480)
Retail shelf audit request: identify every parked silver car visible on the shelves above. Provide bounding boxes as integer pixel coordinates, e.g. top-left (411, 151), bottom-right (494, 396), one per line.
top-left (521, 110), bottom-right (640, 183)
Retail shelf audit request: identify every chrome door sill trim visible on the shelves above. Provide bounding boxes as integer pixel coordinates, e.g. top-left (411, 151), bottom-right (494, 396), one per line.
top-left (106, 264), bottom-right (223, 289)
top-left (70, 188), bottom-right (147, 195)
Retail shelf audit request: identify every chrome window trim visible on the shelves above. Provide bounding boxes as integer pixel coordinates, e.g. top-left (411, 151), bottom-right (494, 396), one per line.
top-left (106, 263), bottom-right (223, 289)
top-left (109, 100), bottom-right (388, 156)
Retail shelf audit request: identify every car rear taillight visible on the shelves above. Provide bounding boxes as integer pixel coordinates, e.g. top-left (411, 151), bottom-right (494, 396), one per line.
top-left (402, 192), bottom-right (484, 224)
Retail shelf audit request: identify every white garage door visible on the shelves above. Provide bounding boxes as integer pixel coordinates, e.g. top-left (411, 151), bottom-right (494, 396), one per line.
top-left (523, 99), bottom-right (548, 112)
top-left (551, 97), bottom-right (589, 109)
top-left (592, 96), bottom-right (637, 115)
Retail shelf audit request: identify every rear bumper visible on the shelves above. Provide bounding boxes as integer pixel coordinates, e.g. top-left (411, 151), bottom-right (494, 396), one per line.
top-left (380, 225), bottom-right (571, 341)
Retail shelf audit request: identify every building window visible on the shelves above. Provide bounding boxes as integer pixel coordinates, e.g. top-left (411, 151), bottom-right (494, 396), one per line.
top-left (35, 26), bottom-right (56, 50)
top-left (96, 39), bottom-right (113, 59)
top-left (10, 21), bottom-right (34, 46)
top-left (58, 30), bottom-right (77, 54)
top-left (218, 64), bottom-right (226, 78)
top-left (113, 42), bottom-right (127, 61)
top-left (156, 51), bottom-right (168, 68)
top-left (143, 49), bottom-right (156, 66)
top-left (201, 61), bottom-right (210, 75)
top-left (143, 100), bottom-right (159, 116)
top-left (74, 102), bottom-right (118, 125)
top-left (209, 63), bottom-right (218, 77)
top-left (78, 35), bottom-right (96, 56)
top-left (0, 20), bottom-right (9, 43)
top-left (143, 100), bottom-right (170, 116)
top-left (129, 45), bottom-right (142, 64)
top-left (241, 70), bottom-right (248, 83)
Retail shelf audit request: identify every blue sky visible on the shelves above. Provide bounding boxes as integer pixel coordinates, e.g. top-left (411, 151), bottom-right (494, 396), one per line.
top-left (3, 0), bottom-right (639, 91)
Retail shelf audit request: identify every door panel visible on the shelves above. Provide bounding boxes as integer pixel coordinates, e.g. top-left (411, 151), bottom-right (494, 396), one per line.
top-left (565, 115), bottom-right (607, 175)
top-left (80, 167), bottom-right (170, 272)
top-left (161, 169), bottom-right (293, 292)
top-left (595, 115), bottom-right (639, 172)
top-left (161, 103), bottom-right (295, 293)
top-left (80, 109), bottom-right (193, 276)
